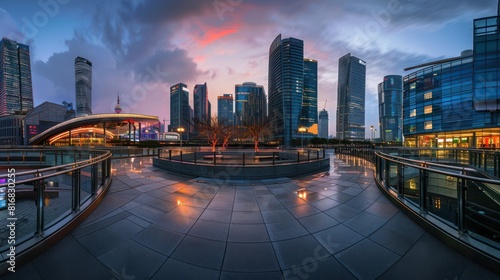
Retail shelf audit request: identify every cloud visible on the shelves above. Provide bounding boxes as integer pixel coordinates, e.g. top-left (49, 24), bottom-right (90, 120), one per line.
top-left (0, 8), bottom-right (23, 41)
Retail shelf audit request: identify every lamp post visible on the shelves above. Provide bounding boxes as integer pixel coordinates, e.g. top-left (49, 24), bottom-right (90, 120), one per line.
top-left (298, 127), bottom-right (307, 149)
top-left (177, 127), bottom-right (185, 147)
top-left (370, 125), bottom-right (374, 141)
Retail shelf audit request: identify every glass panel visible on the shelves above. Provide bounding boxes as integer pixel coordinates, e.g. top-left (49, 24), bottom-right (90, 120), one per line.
top-left (465, 179), bottom-right (500, 244)
top-left (427, 171), bottom-right (458, 227)
top-left (44, 173), bottom-right (73, 230)
top-left (403, 166), bottom-right (420, 206)
top-left (80, 166), bottom-right (92, 205)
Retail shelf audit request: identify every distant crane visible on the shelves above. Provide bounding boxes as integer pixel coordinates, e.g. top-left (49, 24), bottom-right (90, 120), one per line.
top-left (323, 100), bottom-right (327, 110)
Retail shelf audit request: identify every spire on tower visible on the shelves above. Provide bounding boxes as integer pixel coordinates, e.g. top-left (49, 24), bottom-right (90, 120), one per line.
top-left (115, 90), bottom-right (122, 114)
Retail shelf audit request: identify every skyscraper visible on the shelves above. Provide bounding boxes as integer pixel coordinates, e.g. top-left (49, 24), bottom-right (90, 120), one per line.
top-left (193, 83), bottom-right (209, 123)
top-left (268, 34), bottom-right (304, 146)
top-left (0, 37), bottom-right (33, 116)
top-left (169, 83), bottom-right (190, 139)
top-left (75, 56), bottom-right (92, 117)
top-left (319, 109), bottom-right (329, 139)
top-left (336, 53), bottom-right (366, 140)
top-left (378, 75), bottom-right (402, 142)
top-left (217, 94), bottom-right (233, 125)
top-left (301, 58), bottom-right (318, 136)
top-left (235, 82), bottom-right (267, 126)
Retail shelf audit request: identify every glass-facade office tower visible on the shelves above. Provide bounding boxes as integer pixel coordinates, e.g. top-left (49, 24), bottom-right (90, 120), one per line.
top-left (318, 109), bottom-right (329, 139)
top-left (403, 9), bottom-right (500, 148)
top-left (0, 37), bottom-right (33, 116)
top-left (235, 82), bottom-right (267, 126)
top-left (301, 58), bottom-right (318, 136)
top-left (194, 83), bottom-right (209, 123)
top-left (378, 75), bottom-right (403, 142)
top-left (75, 56), bottom-right (92, 117)
top-left (169, 83), bottom-right (190, 140)
top-left (336, 53), bottom-right (366, 140)
top-left (217, 94), bottom-right (233, 125)
top-left (268, 34), bottom-right (304, 146)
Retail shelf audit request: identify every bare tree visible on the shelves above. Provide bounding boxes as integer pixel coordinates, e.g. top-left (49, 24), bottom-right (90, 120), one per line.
top-left (192, 115), bottom-right (230, 152)
top-left (243, 119), bottom-right (271, 152)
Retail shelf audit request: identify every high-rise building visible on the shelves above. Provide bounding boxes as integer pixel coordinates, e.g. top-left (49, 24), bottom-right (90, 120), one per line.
top-left (268, 34), bottom-right (304, 146)
top-left (378, 75), bottom-right (403, 142)
top-left (0, 37), bottom-right (33, 116)
top-left (336, 53), bottom-right (366, 140)
top-left (319, 109), bottom-right (329, 139)
top-left (301, 58), bottom-right (318, 136)
top-left (217, 94), bottom-right (233, 125)
top-left (235, 82), bottom-right (267, 126)
top-left (193, 83), bottom-right (209, 123)
top-left (75, 56), bottom-right (92, 117)
top-left (169, 83), bottom-right (190, 140)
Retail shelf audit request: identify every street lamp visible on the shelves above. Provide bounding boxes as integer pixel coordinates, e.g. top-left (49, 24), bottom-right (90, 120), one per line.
top-left (177, 127), bottom-right (185, 147)
top-left (370, 125), bottom-right (374, 141)
top-left (298, 127), bottom-right (307, 149)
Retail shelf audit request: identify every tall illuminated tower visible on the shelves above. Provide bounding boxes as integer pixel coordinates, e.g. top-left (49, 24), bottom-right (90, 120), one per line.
top-left (0, 37), bottom-right (33, 116)
top-left (336, 53), bottom-right (366, 140)
top-left (75, 56), bottom-right (92, 117)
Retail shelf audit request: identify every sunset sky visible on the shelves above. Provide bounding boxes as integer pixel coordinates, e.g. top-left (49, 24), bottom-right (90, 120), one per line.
top-left (0, 0), bottom-right (497, 137)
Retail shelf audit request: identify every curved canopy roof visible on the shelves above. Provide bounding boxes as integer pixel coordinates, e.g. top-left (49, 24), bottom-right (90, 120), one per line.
top-left (29, 113), bottom-right (159, 145)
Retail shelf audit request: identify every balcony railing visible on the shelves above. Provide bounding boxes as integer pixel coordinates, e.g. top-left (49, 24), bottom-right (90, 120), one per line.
top-left (0, 148), bottom-right (112, 271)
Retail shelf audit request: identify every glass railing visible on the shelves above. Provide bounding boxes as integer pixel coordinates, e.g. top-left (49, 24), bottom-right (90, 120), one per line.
top-left (333, 146), bottom-right (500, 265)
top-left (0, 148), bottom-right (112, 266)
top-left (157, 148), bottom-right (327, 166)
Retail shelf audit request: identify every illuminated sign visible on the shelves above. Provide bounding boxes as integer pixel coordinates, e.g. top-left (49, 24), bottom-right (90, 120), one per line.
top-left (359, 59), bottom-right (366, 66)
top-left (29, 125), bottom-right (37, 135)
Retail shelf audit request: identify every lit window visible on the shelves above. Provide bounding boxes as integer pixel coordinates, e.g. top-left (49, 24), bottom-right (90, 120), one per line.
top-left (424, 92), bottom-right (432, 99)
top-left (424, 121), bottom-right (432, 130)
top-left (410, 109), bottom-right (416, 117)
top-left (410, 83), bottom-right (416, 89)
top-left (424, 105), bottom-right (432, 114)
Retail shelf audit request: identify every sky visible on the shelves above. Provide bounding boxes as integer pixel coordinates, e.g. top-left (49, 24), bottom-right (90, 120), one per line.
top-left (0, 0), bottom-right (497, 138)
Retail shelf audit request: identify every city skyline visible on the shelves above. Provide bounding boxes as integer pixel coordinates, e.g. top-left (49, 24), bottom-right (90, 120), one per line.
top-left (0, 0), bottom-right (496, 137)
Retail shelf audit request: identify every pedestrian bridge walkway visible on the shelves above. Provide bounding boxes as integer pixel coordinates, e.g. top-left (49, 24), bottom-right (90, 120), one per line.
top-left (6, 153), bottom-right (499, 279)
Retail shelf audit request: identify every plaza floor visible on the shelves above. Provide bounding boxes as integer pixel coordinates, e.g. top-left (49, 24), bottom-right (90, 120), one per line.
top-left (5, 152), bottom-right (500, 279)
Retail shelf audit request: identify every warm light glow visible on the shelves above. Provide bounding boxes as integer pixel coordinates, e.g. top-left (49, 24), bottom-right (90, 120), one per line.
top-left (177, 200), bottom-right (182, 205)
top-left (177, 127), bottom-right (185, 133)
top-left (298, 127), bottom-right (307, 132)
top-left (409, 181), bottom-right (416, 190)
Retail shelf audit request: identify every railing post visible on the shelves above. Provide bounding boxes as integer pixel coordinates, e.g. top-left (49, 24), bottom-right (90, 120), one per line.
top-left (323, 149), bottom-right (325, 158)
top-left (397, 163), bottom-right (404, 197)
top-left (101, 159), bottom-right (106, 186)
top-left (272, 152), bottom-right (275, 165)
top-left (419, 165), bottom-right (428, 213)
top-left (243, 153), bottom-right (246, 166)
top-left (72, 168), bottom-right (81, 210)
top-left (495, 153), bottom-right (499, 177)
top-left (457, 172), bottom-right (467, 234)
top-left (35, 173), bottom-right (45, 235)
top-left (180, 151), bottom-right (183, 162)
top-left (483, 152), bottom-right (487, 172)
top-left (384, 159), bottom-right (390, 189)
top-left (169, 150), bottom-right (172, 161)
top-left (91, 159), bottom-right (98, 195)
top-left (194, 152), bottom-right (197, 164)
top-left (307, 150), bottom-right (310, 161)
top-left (213, 151), bottom-right (216, 165)
top-left (297, 151), bottom-right (300, 163)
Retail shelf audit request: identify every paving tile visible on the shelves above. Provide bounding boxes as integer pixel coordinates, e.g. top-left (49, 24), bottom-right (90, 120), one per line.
top-left (282, 256), bottom-right (356, 280)
top-left (287, 204), bottom-right (322, 219)
top-left (313, 224), bottom-right (364, 254)
top-left (309, 198), bottom-right (341, 211)
top-left (335, 238), bottom-right (400, 280)
top-left (368, 211), bottom-right (425, 256)
top-left (266, 220), bottom-right (309, 241)
top-left (220, 271), bottom-right (283, 280)
top-left (199, 208), bottom-right (232, 223)
top-left (154, 212), bottom-right (197, 233)
top-left (379, 233), bottom-right (469, 280)
top-left (97, 239), bottom-right (167, 279)
top-left (364, 201), bottom-right (399, 219)
top-left (223, 242), bottom-right (280, 272)
top-left (343, 212), bottom-right (388, 237)
top-left (324, 204), bottom-right (361, 222)
top-left (298, 212), bottom-right (339, 233)
top-left (132, 224), bottom-right (184, 256)
top-left (32, 235), bottom-right (112, 280)
top-left (189, 219), bottom-right (230, 241)
top-left (228, 223), bottom-right (270, 242)
top-left (77, 218), bottom-right (143, 256)
top-left (171, 236), bottom-right (226, 270)
top-left (2, 262), bottom-right (42, 280)
top-left (261, 209), bottom-right (295, 223)
top-left (152, 259), bottom-right (220, 280)
top-left (231, 211), bottom-right (263, 224)
top-left (273, 235), bottom-right (330, 270)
